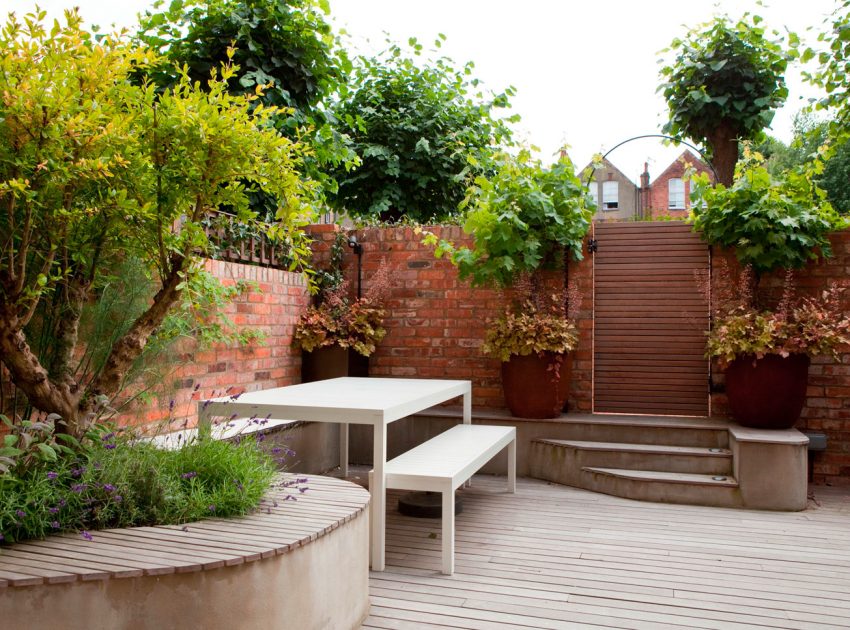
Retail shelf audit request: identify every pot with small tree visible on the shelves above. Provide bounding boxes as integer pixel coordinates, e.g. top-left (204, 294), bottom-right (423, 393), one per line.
top-left (293, 249), bottom-right (391, 382)
top-left (425, 149), bottom-right (593, 418)
top-left (691, 152), bottom-right (850, 429)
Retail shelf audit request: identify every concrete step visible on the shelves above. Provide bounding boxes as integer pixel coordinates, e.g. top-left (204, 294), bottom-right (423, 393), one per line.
top-left (530, 439), bottom-right (732, 482)
top-left (581, 467), bottom-right (742, 508)
top-left (412, 408), bottom-right (731, 448)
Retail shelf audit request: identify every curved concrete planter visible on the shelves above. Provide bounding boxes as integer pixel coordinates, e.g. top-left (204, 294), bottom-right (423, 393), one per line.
top-left (0, 475), bottom-right (370, 630)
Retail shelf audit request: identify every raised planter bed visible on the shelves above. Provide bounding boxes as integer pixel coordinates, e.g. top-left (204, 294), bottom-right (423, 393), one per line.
top-left (0, 475), bottom-right (370, 630)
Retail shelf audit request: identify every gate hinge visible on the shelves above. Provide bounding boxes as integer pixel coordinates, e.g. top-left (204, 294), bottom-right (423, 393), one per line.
top-left (587, 238), bottom-right (598, 254)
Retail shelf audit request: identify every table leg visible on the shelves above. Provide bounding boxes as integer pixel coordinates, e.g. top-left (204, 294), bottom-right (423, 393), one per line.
top-left (339, 423), bottom-right (349, 478)
top-left (463, 387), bottom-right (472, 424)
top-left (508, 439), bottom-right (517, 493)
top-left (370, 422), bottom-right (387, 572)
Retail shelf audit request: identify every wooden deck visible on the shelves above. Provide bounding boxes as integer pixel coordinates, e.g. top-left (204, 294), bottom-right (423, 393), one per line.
top-left (364, 476), bottom-right (850, 629)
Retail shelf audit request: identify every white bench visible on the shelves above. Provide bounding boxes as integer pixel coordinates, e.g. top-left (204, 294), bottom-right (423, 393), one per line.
top-left (371, 424), bottom-right (516, 575)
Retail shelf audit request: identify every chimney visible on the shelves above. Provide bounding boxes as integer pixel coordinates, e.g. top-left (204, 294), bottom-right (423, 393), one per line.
top-left (639, 162), bottom-right (651, 219)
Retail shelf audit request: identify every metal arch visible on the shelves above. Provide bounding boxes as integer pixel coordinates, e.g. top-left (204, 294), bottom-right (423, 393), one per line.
top-left (584, 133), bottom-right (718, 185)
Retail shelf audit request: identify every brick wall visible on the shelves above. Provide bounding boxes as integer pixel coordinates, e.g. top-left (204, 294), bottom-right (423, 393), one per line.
top-left (121, 259), bottom-right (309, 432)
top-left (308, 225), bottom-right (594, 413)
top-left (710, 231), bottom-right (850, 484)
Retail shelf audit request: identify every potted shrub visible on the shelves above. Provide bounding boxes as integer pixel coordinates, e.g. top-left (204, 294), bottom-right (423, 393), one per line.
top-left (425, 149), bottom-right (593, 418)
top-left (691, 152), bottom-right (849, 428)
top-left (293, 261), bottom-right (391, 382)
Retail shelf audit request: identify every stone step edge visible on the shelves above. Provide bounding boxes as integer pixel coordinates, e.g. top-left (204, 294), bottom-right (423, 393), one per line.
top-left (535, 439), bottom-right (731, 458)
top-left (582, 467), bottom-right (739, 488)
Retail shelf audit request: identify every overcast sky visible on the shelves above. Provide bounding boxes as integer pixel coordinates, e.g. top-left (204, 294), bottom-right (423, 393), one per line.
top-left (16, 0), bottom-right (839, 183)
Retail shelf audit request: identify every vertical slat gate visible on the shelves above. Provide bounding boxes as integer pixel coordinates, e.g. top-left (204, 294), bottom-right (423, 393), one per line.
top-left (593, 221), bottom-right (709, 416)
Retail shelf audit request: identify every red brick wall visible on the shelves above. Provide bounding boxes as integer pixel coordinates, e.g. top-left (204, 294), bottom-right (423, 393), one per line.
top-left (121, 259), bottom-right (310, 431)
top-left (710, 231), bottom-right (850, 484)
top-left (308, 225), bottom-right (594, 413)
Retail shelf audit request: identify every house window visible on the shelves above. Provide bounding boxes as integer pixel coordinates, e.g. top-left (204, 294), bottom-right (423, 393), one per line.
top-left (668, 178), bottom-right (685, 209)
top-left (602, 181), bottom-right (618, 210)
top-left (587, 183), bottom-right (599, 209)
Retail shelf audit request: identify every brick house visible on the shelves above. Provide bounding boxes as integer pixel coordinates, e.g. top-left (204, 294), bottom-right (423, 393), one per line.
top-left (581, 157), bottom-right (641, 221)
top-left (641, 150), bottom-right (715, 219)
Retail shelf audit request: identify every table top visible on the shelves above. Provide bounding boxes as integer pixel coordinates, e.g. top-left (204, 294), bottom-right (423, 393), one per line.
top-left (201, 377), bottom-right (470, 425)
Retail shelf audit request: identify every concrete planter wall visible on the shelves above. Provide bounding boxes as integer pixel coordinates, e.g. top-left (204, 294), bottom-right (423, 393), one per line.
top-left (0, 475), bottom-right (370, 630)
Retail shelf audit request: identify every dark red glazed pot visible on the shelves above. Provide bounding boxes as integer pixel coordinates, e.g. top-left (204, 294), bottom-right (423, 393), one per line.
top-left (724, 353), bottom-right (810, 429)
top-left (501, 352), bottom-right (572, 419)
top-left (301, 345), bottom-right (369, 383)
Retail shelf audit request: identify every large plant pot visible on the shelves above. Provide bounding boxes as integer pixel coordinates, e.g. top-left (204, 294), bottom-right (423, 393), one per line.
top-left (725, 353), bottom-right (810, 429)
top-left (301, 345), bottom-right (369, 383)
top-left (501, 352), bottom-right (572, 419)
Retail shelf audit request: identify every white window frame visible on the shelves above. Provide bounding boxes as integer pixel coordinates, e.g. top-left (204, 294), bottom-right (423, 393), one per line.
top-left (587, 183), bottom-right (599, 209)
top-left (602, 181), bottom-right (618, 210)
top-left (668, 178), bottom-right (685, 210)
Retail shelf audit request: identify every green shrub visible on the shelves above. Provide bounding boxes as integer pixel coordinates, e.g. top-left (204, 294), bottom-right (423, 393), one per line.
top-left (0, 419), bottom-right (278, 544)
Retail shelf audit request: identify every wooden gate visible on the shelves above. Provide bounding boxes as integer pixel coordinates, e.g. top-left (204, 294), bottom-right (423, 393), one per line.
top-left (593, 221), bottom-right (709, 416)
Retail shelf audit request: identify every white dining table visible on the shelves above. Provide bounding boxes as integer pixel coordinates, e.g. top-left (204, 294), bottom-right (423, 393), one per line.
top-left (199, 377), bottom-right (472, 571)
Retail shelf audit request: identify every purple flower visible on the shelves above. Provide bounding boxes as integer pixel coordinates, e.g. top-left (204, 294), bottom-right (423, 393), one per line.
top-left (193, 383), bottom-right (201, 392)
top-left (71, 483), bottom-right (88, 493)
top-left (181, 472), bottom-right (197, 480)
top-left (0, 533), bottom-right (4, 541)
top-left (299, 487), bottom-right (308, 493)
top-left (46, 471), bottom-right (59, 480)
top-left (59, 499), bottom-right (67, 507)
top-left (271, 447), bottom-right (282, 455)
top-left (50, 521), bottom-right (60, 529)
top-left (80, 531), bottom-right (93, 541)
top-left (113, 495), bottom-right (123, 504)
top-left (71, 467), bottom-right (85, 478)
top-left (207, 504), bottom-right (216, 512)
top-left (169, 399), bottom-right (175, 412)
top-left (102, 484), bottom-right (115, 493)
top-left (93, 461), bottom-right (102, 470)
top-left (104, 443), bottom-right (116, 450)
top-left (15, 509), bottom-right (26, 518)
top-left (48, 506), bottom-right (60, 514)
top-left (101, 433), bottom-right (115, 441)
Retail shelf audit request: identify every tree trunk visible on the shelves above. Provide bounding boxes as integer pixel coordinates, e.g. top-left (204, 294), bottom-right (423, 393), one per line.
top-left (84, 260), bottom-right (187, 418)
top-left (706, 122), bottom-right (738, 187)
top-left (0, 306), bottom-right (79, 427)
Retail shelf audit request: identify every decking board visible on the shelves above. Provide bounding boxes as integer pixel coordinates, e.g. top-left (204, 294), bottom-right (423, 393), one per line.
top-left (364, 476), bottom-right (850, 629)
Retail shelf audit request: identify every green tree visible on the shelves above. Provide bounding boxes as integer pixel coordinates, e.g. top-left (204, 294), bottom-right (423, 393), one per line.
top-left (137, 0), bottom-right (357, 206)
top-left (0, 10), bottom-right (312, 436)
top-left (427, 149), bottom-right (593, 288)
top-left (330, 39), bottom-right (517, 223)
top-left (746, 114), bottom-right (850, 214)
top-left (659, 14), bottom-right (795, 186)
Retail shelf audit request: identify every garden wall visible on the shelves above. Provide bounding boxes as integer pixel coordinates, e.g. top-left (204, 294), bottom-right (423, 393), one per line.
top-left (307, 224), bottom-right (594, 413)
top-left (125, 259), bottom-right (310, 431)
top-left (711, 230), bottom-right (850, 485)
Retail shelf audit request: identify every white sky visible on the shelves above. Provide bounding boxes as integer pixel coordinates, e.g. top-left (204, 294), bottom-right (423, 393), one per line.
top-left (14, 0), bottom-right (838, 183)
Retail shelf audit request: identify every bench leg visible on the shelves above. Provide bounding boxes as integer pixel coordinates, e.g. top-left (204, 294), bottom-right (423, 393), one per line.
top-left (339, 422), bottom-right (349, 478)
top-left (508, 439), bottom-right (516, 493)
top-left (442, 490), bottom-right (454, 575)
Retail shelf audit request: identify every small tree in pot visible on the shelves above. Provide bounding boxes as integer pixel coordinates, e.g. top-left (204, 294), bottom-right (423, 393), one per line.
top-left (425, 149), bottom-right (593, 418)
top-left (691, 152), bottom-right (849, 428)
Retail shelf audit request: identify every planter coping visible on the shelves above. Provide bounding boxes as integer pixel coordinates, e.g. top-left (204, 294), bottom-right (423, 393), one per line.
top-left (729, 425), bottom-right (810, 446)
top-left (0, 474), bottom-right (369, 588)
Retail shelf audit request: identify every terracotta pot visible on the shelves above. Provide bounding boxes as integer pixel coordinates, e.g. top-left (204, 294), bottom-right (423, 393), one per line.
top-left (501, 352), bottom-right (572, 419)
top-left (301, 345), bottom-right (369, 383)
top-left (724, 353), bottom-right (810, 429)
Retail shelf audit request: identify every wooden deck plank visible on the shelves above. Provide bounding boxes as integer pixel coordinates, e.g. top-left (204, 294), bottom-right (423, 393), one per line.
top-left (364, 475), bottom-right (850, 630)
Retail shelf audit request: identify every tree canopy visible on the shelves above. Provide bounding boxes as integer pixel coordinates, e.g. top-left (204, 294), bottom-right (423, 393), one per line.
top-left (0, 9), bottom-right (312, 436)
top-left (329, 39), bottom-right (518, 223)
top-left (137, 0), bottom-right (357, 206)
top-left (659, 14), bottom-right (795, 185)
